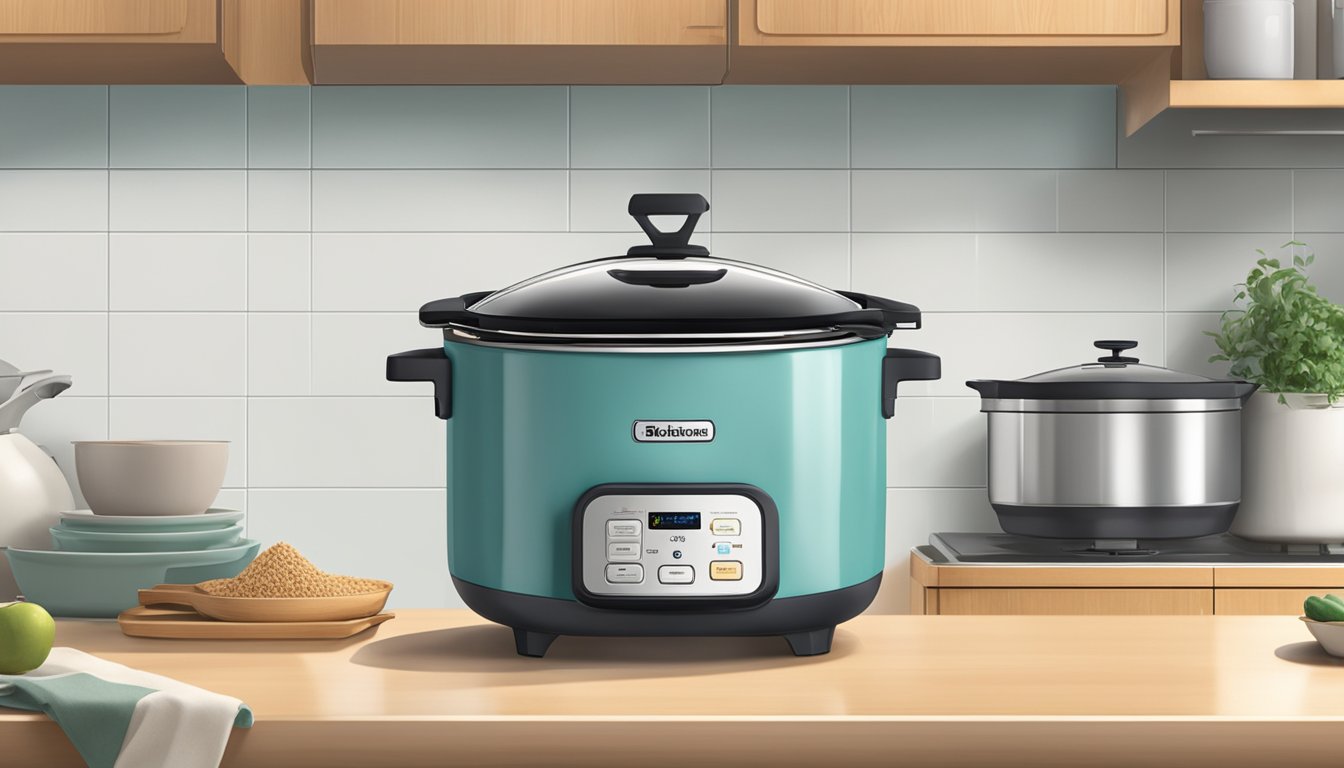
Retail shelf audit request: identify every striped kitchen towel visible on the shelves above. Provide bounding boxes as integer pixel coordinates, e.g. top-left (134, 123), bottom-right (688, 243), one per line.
top-left (0, 647), bottom-right (252, 768)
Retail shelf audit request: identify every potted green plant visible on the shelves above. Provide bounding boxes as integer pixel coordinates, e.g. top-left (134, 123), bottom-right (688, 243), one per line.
top-left (1209, 242), bottom-right (1344, 544)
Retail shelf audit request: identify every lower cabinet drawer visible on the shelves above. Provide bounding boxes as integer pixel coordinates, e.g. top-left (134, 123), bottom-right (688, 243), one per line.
top-left (1215, 588), bottom-right (1338, 615)
top-left (935, 588), bottom-right (1213, 615)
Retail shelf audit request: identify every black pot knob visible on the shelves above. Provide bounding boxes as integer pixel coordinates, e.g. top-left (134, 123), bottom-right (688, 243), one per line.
top-left (1095, 339), bottom-right (1139, 364)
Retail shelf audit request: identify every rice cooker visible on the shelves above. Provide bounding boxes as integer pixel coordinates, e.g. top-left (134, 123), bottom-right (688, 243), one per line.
top-left (387, 194), bottom-right (940, 657)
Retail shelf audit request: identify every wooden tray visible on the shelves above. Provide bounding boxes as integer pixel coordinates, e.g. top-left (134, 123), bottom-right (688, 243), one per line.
top-left (118, 605), bottom-right (395, 639)
top-left (138, 582), bottom-right (391, 622)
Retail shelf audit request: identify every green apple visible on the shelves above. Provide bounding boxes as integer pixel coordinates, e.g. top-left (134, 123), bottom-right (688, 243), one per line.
top-left (0, 601), bottom-right (55, 675)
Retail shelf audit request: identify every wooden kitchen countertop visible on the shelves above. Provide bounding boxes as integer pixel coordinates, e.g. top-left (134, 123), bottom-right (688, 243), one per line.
top-left (7, 610), bottom-right (1344, 767)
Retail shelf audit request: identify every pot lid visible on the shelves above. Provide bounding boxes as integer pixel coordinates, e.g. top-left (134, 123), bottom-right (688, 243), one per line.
top-left (420, 194), bottom-right (922, 344)
top-left (966, 340), bottom-right (1259, 401)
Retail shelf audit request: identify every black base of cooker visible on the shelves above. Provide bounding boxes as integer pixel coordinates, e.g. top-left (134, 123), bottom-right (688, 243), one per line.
top-left (451, 573), bottom-right (882, 658)
top-left (993, 503), bottom-right (1240, 540)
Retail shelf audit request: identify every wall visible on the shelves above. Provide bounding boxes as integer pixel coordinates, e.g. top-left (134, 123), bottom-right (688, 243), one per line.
top-left (2, 84), bottom-right (1343, 611)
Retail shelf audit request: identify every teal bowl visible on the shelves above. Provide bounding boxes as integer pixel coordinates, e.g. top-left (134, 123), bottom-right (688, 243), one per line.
top-left (4, 539), bottom-right (260, 618)
top-left (58, 509), bottom-right (243, 533)
top-left (50, 524), bottom-right (244, 553)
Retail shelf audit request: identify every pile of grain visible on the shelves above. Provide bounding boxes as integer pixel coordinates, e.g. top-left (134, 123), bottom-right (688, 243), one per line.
top-left (199, 542), bottom-right (387, 598)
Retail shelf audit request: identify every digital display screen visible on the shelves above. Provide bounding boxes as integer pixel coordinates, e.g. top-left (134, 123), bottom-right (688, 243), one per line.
top-left (649, 512), bottom-right (701, 530)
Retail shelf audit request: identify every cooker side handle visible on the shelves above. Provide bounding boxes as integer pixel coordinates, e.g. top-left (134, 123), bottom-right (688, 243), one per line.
top-left (882, 348), bottom-right (941, 419)
top-left (387, 348), bottom-right (452, 419)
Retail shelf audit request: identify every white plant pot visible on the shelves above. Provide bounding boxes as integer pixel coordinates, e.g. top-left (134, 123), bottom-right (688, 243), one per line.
top-left (1232, 391), bottom-right (1344, 543)
top-left (1205, 0), bottom-right (1296, 79)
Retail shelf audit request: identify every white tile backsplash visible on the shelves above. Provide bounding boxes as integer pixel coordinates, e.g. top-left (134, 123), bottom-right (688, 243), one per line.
top-left (109, 170), bottom-right (247, 231)
top-left (109, 314), bottom-right (246, 395)
top-left (1165, 170), bottom-right (1294, 232)
top-left (0, 86), bottom-right (107, 169)
top-left (0, 234), bottom-right (107, 310)
top-left (109, 233), bottom-right (246, 311)
top-left (9, 84), bottom-right (1344, 611)
top-left (0, 171), bottom-right (108, 231)
top-left (854, 233), bottom-right (1163, 312)
top-left (248, 398), bottom-right (445, 488)
top-left (247, 233), bottom-right (310, 311)
top-left (851, 170), bottom-right (1056, 232)
top-left (311, 86), bottom-right (567, 169)
top-left (0, 314), bottom-right (109, 395)
top-left (248, 313), bottom-right (311, 396)
top-left (248, 170), bottom-right (311, 232)
top-left (109, 86), bottom-right (247, 169)
top-left (710, 86), bottom-right (849, 169)
top-left (711, 170), bottom-right (849, 231)
top-left (570, 86), bottom-right (710, 169)
top-left (311, 170), bottom-right (567, 232)
top-left (247, 87), bottom-right (311, 169)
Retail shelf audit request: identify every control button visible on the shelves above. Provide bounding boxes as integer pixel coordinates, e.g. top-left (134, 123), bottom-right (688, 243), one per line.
top-left (710, 561), bottom-right (743, 581)
top-left (658, 565), bottom-right (694, 584)
top-left (672, 550), bottom-right (683, 560)
top-left (608, 541), bottom-right (641, 561)
top-left (606, 520), bottom-right (641, 538)
top-left (606, 564), bottom-right (644, 584)
top-left (716, 542), bottom-right (732, 555)
top-left (710, 518), bottom-right (741, 536)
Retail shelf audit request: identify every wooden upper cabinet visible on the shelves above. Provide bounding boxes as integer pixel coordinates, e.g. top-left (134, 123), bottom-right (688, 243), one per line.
top-left (309, 0), bottom-right (729, 84)
top-left (730, 0), bottom-right (1180, 85)
top-left (0, 0), bottom-right (243, 82)
top-left (750, 0), bottom-right (1174, 41)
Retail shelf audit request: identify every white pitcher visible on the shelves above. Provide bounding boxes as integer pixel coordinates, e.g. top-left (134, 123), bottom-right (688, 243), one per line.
top-left (0, 432), bottom-right (74, 600)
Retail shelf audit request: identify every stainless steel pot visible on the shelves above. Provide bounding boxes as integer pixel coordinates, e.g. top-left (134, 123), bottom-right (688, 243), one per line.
top-left (967, 340), bottom-right (1258, 540)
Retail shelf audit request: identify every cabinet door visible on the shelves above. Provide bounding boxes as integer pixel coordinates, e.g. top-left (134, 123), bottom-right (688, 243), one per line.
top-left (937, 588), bottom-right (1213, 615)
top-left (749, 0), bottom-right (1175, 42)
top-left (1216, 589), bottom-right (1323, 616)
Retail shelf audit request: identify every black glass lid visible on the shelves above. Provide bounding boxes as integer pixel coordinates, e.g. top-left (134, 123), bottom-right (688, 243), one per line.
top-left (419, 194), bottom-right (922, 343)
top-left (966, 340), bottom-right (1258, 401)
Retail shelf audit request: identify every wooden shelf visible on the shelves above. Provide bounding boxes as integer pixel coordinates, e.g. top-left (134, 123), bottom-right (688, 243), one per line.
top-left (1170, 79), bottom-right (1344, 109)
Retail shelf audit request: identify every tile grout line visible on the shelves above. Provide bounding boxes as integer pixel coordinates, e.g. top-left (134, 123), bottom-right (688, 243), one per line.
top-left (309, 86), bottom-right (315, 402)
top-left (846, 85), bottom-right (853, 292)
top-left (105, 85), bottom-right (111, 442)
top-left (243, 86), bottom-right (251, 522)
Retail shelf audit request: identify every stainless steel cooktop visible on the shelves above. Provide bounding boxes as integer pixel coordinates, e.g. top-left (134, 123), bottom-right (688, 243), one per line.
top-left (926, 532), bottom-right (1344, 564)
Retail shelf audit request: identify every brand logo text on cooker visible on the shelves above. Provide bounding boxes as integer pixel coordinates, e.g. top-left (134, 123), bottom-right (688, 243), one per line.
top-left (632, 421), bottom-right (715, 443)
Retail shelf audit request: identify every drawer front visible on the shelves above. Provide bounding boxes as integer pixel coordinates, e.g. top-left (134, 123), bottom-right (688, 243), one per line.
top-left (936, 588), bottom-right (1212, 615)
top-left (756, 0), bottom-right (1171, 38)
top-left (1215, 589), bottom-right (1335, 616)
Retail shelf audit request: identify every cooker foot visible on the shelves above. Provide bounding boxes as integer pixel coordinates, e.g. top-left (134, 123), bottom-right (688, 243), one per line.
top-left (783, 627), bottom-right (834, 656)
top-left (513, 628), bottom-right (559, 658)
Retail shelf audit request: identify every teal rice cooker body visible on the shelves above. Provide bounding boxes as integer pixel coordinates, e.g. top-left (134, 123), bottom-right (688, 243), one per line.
top-left (387, 194), bottom-right (940, 657)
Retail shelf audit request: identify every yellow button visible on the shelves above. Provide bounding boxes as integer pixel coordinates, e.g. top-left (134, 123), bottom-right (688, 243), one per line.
top-left (710, 518), bottom-right (741, 536)
top-left (710, 561), bottom-right (743, 581)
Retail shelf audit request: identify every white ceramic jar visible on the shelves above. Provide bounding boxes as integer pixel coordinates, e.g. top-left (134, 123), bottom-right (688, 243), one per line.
top-left (0, 432), bottom-right (75, 600)
top-left (1232, 392), bottom-right (1344, 543)
top-left (1205, 0), bottom-right (1296, 79)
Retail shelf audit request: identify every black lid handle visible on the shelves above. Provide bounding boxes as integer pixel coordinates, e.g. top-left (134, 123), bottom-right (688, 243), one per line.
top-left (1095, 339), bottom-right (1139, 364)
top-left (627, 193), bottom-right (710, 260)
top-left (608, 268), bottom-right (726, 288)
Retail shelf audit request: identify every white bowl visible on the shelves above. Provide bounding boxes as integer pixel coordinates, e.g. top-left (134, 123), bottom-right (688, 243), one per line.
top-left (73, 441), bottom-right (229, 517)
top-left (1301, 616), bottom-right (1344, 657)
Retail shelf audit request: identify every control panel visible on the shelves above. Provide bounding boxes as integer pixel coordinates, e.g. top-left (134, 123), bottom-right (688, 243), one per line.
top-left (576, 489), bottom-right (768, 601)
